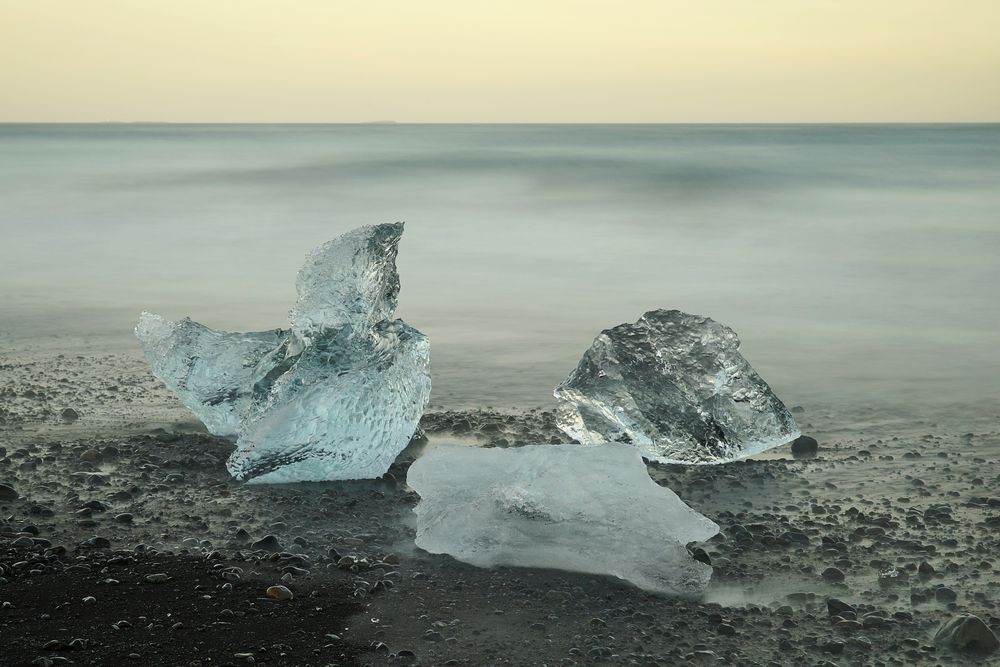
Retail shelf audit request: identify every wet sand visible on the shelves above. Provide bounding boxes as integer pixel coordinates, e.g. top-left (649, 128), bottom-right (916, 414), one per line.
top-left (2, 349), bottom-right (999, 665)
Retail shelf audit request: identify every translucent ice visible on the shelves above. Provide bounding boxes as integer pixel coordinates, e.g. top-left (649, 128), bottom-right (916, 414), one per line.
top-left (554, 309), bottom-right (799, 464)
top-left (408, 443), bottom-right (719, 597)
top-left (136, 223), bottom-right (431, 483)
top-left (134, 314), bottom-right (286, 437)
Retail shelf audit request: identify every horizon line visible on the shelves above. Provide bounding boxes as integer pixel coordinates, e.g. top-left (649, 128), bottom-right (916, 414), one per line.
top-left (2, 120), bottom-right (999, 126)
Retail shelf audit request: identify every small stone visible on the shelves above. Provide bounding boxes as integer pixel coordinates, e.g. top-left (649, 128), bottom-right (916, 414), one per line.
top-left (935, 587), bottom-right (957, 603)
top-left (250, 535), bottom-right (282, 552)
top-left (61, 408), bottom-right (80, 422)
top-left (827, 598), bottom-right (856, 617)
top-left (0, 484), bottom-right (18, 501)
top-left (82, 596), bottom-right (96, 604)
top-left (822, 567), bottom-right (845, 583)
top-left (114, 513), bottom-right (134, 524)
top-left (144, 573), bottom-right (171, 584)
top-left (82, 536), bottom-right (111, 549)
top-left (266, 585), bottom-right (294, 601)
top-left (791, 435), bottom-right (819, 457)
top-left (934, 614), bottom-right (999, 653)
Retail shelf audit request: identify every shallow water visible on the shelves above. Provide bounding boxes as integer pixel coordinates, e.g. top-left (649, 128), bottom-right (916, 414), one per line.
top-left (1, 123), bottom-right (998, 409)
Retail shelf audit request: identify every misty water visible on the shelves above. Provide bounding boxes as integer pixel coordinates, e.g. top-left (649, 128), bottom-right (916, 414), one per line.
top-left (1, 123), bottom-right (998, 410)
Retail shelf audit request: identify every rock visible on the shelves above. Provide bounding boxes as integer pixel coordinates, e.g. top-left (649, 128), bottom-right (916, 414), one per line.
top-left (144, 573), bottom-right (171, 584)
top-left (791, 435), bottom-right (819, 457)
top-left (827, 598), bottom-right (856, 617)
top-left (935, 587), bottom-right (957, 603)
top-left (265, 585), bottom-right (294, 601)
top-left (82, 536), bottom-right (111, 549)
top-left (0, 483), bottom-right (18, 501)
top-left (934, 614), bottom-right (999, 652)
top-left (79, 449), bottom-right (102, 463)
top-left (60, 408), bottom-right (80, 422)
top-left (250, 535), bottom-right (282, 552)
top-left (822, 567), bottom-right (845, 583)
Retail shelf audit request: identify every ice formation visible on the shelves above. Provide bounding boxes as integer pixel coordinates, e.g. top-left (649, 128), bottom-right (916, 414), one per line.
top-left (135, 223), bottom-right (431, 483)
top-left (408, 443), bottom-right (719, 597)
top-left (554, 309), bottom-right (799, 465)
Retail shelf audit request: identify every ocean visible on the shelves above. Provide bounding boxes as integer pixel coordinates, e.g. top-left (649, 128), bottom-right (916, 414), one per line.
top-left (1, 123), bottom-right (998, 410)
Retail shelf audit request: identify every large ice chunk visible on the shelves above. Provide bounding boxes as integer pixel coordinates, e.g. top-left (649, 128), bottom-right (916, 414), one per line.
top-left (134, 313), bottom-right (286, 437)
top-left (408, 443), bottom-right (719, 597)
top-left (554, 309), bottom-right (799, 464)
top-left (290, 223), bottom-right (403, 341)
top-left (136, 223), bottom-right (431, 483)
top-left (228, 321), bottom-right (431, 483)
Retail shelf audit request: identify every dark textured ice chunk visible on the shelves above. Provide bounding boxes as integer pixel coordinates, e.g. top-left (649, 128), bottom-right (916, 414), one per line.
top-left (554, 309), bottom-right (799, 464)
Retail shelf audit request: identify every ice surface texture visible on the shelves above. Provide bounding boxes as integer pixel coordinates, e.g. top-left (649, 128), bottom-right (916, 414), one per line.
top-left (408, 443), bottom-right (719, 596)
top-left (554, 309), bottom-right (799, 464)
top-left (136, 223), bottom-right (431, 483)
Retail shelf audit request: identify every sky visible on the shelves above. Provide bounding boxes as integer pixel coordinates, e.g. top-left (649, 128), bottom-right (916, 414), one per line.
top-left (2, 0), bottom-right (999, 123)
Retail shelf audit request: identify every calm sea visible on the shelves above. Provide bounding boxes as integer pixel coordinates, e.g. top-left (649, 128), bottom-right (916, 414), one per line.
top-left (1, 124), bottom-right (998, 409)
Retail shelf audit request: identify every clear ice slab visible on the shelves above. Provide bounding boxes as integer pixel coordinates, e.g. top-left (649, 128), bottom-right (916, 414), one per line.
top-left (554, 309), bottom-right (799, 465)
top-left (135, 223), bottom-right (431, 483)
top-left (408, 443), bottom-right (719, 597)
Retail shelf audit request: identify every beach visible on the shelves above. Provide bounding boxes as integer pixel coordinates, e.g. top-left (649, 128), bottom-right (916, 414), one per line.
top-left (1, 347), bottom-right (999, 665)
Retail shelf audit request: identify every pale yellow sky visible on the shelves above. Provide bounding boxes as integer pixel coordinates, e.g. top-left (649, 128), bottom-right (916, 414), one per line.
top-left (2, 0), bottom-right (998, 122)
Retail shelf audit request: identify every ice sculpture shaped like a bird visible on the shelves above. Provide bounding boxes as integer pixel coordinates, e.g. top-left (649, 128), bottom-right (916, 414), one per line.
top-left (135, 224), bottom-right (431, 483)
top-left (408, 443), bottom-right (720, 597)
top-left (555, 309), bottom-right (799, 464)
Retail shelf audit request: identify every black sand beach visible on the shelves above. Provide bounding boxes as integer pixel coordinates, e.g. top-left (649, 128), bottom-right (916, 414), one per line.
top-left (2, 349), bottom-right (999, 665)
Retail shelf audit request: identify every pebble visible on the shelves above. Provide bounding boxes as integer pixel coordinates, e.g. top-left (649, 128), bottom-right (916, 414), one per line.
top-left (250, 535), bottom-right (282, 552)
top-left (821, 567), bottom-right (845, 583)
top-left (935, 587), bottom-right (958, 603)
top-left (934, 614), bottom-right (999, 652)
top-left (791, 435), bottom-right (819, 457)
top-left (144, 573), bottom-right (171, 584)
top-left (0, 483), bottom-right (19, 501)
top-left (827, 598), bottom-right (856, 617)
top-left (79, 449), bottom-right (102, 463)
top-left (265, 585), bottom-right (294, 601)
